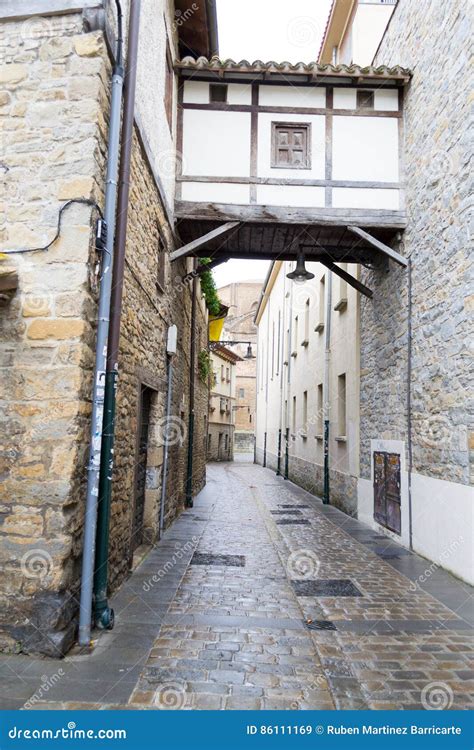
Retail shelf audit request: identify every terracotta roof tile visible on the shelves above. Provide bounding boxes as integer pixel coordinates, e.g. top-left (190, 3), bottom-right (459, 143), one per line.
top-left (176, 56), bottom-right (411, 81)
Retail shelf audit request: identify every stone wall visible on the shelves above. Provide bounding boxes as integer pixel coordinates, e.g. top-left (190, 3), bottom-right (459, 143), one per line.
top-left (106, 130), bottom-right (208, 589)
top-left (0, 15), bottom-right (109, 656)
top-left (0, 12), bottom-right (207, 655)
top-left (255, 448), bottom-right (358, 516)
top-left (360, 0), bottom-right (472, 485)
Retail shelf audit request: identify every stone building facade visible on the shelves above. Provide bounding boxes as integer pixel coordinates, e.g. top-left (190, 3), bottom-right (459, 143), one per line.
top-left (357, 0), bottom-right (473, 583)
top-left (207, 344), bottom-right (240, 462)
top-left (255, 261), bottom-right (360, 517)
top-left (0, 1), bottom-right (211, 655)
top-left (218, 282), bottom-right (260, 453)
top-left (314, 0), bottom-right (473, 583)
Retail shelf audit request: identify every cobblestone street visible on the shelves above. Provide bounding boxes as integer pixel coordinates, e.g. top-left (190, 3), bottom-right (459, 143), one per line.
top-left (0, 462), bottom-right (472, 711)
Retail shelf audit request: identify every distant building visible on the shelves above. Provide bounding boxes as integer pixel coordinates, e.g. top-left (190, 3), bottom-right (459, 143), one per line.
top-left (255, 261), bottom-right (360, 515)
top-left (219, 282), bottom-right (261, 453)
top-left (319, 0), bottom-right (396, 66)
top-left (208, 344), bottom-right (241, 461)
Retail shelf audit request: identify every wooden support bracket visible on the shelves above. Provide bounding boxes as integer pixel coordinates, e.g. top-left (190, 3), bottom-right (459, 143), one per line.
top-left (347, 225), bottom-right (407, 267)
top-left (170, 221), bottom-right (240, 262)
top-left (320, 260), bottom-right (373, 299)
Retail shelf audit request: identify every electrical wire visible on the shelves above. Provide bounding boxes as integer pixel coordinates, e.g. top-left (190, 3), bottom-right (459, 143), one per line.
top-left (0, 199), bottom-right (103, 255)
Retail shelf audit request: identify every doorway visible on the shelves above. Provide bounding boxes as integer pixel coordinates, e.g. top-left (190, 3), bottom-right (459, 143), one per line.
top-left (131, 385), bottom-right (154, 553)
top-left (373, 451), bottom-right (401, 534)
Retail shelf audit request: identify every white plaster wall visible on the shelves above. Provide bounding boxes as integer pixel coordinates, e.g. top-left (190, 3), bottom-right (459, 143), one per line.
top-left (352, 4), bottom-right (395, 66)
top-left (183, 81), bottom-right (252, 105)
top-left (411, 473), bottom-right (473, 585)
top-left (256, 263), bottom-right (360, 479)
top-left (181, 182), bottom-right (250, 204)
top-left (228, 84), bottom-right (252, 105)
top-left (332, 116), bottom-right (399, 181)
top-left (183, 80), bottom-right (209, 103)
top-left (333, 188), bottom-right (400, 209)
top-left (257, 113), bottom-right (326, 180)
top-left (374, 89), bottom-right (399, 112)
top-left (182, 110), bottom-right (251, 177)
top-left (334, 88), bottom-right (399, 112)
top-left (258, 86), bottom-right (326, 108)
top-left (257, 185), bottom-right (325, 208)
top-left (120, 0), bottom-right (177, 208)
top-left (358, 467), bottom-right (473, 585)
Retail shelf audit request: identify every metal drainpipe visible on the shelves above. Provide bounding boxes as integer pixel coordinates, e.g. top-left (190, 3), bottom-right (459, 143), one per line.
top-left (93, 0), bottom-right (141, 632)
top-left (277, 269), bottom-right (287, 477)
top-left (284, 265), bottom-right (294, 481)
top-left (323, 270), bottom-right (333, 504)
top-left (160, 326), bottom-right (177, 535)
top-left (185, 261), bottom-right (198, 507)
top-left (276, 428), bottom-right (282, 475)
top-left (407, 257), bottom-right (413, 550)
top-left (78, 1), bottom-right (125, 647)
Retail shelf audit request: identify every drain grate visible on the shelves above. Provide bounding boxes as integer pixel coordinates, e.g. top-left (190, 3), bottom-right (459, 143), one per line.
top-left (270, 509), bottom-right (303, 515)
top-left (292, 579), bottom-right (363, 597)
top-left (276, 519), bottom-right (310, 526)
top-left (191, 553), bottom-right (245, 567)
top-left (304, 619), bottom-right (337, 631)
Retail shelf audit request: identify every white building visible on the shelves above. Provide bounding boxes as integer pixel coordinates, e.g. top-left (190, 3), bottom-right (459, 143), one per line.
top-left (255, 260), bottom-right (361, 516)
top-left (319, 0), bottom-right (397, 67)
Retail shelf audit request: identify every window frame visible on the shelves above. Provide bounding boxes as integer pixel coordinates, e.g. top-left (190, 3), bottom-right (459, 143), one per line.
top-left (271, 121), bottom-right (312, 170)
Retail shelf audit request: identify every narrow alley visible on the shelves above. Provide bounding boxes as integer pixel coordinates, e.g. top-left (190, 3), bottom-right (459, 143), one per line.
top-left (1, 462), bottom-right (472, 712)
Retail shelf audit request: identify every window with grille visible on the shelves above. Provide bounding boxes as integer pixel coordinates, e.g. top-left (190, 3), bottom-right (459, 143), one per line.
top-left (271, 122), bottom-right (311, 169)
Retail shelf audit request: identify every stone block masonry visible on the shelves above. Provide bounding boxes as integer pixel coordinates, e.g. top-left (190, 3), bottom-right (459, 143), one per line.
top-left (360, 0), bottom-right (472, 486)
top-left (0, 14), bottom-right (110, 656)
top-left (0, 11), bottom-right (208, 654)
top-left (358, 0), bottom-right (472, 582)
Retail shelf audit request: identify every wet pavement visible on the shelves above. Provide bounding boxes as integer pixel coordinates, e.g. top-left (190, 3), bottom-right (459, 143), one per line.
top-left (0, 461), bottom-right (472, 710)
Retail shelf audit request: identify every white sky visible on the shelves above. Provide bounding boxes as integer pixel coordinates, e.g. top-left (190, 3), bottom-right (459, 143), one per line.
top-left (213, 0), bottom-right (332, 288)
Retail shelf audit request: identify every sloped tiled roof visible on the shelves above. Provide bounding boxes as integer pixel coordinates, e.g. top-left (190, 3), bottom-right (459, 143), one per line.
top-left (176, 56), bottom-right (411, 82)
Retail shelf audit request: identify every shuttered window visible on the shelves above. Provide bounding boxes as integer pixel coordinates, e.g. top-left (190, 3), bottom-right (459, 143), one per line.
top-left (271, 122), bottom-right (311, 169)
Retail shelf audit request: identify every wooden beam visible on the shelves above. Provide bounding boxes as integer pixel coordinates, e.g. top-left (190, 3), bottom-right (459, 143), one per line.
top-left (347, 225), bottom-right (407, 267)
top-left (196, 257), bottom-right (229, 274)
top-left (319, 261), bottom-right (373, 299)
top-left (170, 222), bottom-right (240, 261)
top-left (175, 201), bottom-right (408, 229)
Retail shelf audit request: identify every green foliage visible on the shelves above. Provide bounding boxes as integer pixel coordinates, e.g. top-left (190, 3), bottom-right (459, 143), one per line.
top-left (198, 349), bottom-right (215, 385)
top-left (199, 258), bottom-right (221, 316)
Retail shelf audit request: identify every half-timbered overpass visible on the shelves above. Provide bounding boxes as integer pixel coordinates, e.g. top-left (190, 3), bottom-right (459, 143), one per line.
top-left (172, 57), bottom-right (410, 295)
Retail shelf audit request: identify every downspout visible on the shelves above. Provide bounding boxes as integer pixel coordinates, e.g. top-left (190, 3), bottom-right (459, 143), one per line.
top-left (93, 0), bottom-right (142, 632)
top-left (407, 258), bottom-right (413, 549)
top-left (78, 0), bottom-right (125, 647)
top-left (185, 261), bottom-right (198, 507)
top-left (160, 325), bottom-right (178, 535)
top-left (323, 271), bottom-right (332, 504)
top-left (285, 265), bottom-right (294, 481)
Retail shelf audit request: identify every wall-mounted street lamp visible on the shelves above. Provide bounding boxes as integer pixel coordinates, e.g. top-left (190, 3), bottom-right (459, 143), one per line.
top-left (209, 340), bottom-right (256, 359)
top-left (286, 251), bottom-right (315, 284)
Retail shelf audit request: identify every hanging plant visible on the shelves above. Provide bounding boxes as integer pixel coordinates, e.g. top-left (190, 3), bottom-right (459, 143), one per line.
top-left (198, 349), bottom-right (215, 385)
top-left (199, 258), bottom-right (221, 316)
